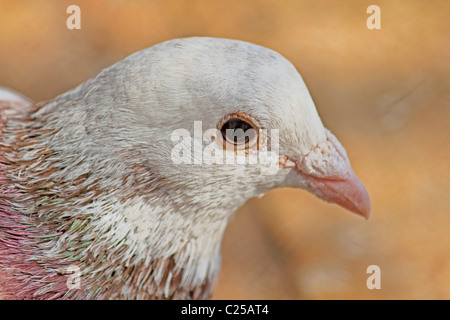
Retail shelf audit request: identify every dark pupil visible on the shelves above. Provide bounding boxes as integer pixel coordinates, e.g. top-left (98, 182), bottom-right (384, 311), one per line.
top-left (221, 118), bottom-right (254, 145)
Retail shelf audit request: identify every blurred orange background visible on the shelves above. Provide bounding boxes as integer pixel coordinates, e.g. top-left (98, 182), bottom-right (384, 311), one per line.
top-left (0, 0), bottom-right (448, 299)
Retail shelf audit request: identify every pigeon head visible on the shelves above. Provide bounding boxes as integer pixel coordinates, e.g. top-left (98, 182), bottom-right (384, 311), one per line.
top-left (50, 37), bottom-right (369, 216)
top-left (0, 37), bottom-right (370, 299)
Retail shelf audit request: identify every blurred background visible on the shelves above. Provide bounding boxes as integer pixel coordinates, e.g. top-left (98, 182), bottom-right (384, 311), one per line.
top-left (0, 0), bottom-right (448, 299)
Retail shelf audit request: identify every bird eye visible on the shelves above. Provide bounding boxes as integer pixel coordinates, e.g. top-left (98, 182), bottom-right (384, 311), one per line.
top-left (219, 114), bottom-right (259, 151)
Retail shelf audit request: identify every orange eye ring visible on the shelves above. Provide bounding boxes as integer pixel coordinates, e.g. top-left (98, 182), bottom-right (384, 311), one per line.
top-left (217, 113), bottom-right (261, 153)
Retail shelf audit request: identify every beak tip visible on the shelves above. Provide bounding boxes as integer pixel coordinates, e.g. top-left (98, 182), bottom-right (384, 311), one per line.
top-left (352, 183), bottom-right (371, 220)
top-left (355, 201), bottom-right (371, 220)
top-left (344, 174), bottom-right (371, 220)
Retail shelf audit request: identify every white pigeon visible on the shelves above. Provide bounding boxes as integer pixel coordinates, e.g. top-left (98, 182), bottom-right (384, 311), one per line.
top-left (0, 37), bottom-right (370, 299)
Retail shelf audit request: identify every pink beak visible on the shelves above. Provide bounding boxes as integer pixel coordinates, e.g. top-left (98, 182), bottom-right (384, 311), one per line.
top-left (285, 129), bottom-right (371, 218)
top-left (300, 166), bottom-right (371, 218)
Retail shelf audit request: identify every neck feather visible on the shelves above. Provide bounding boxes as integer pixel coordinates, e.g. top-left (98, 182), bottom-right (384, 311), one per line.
top-left (0, 104), bottom-right (229, 299)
